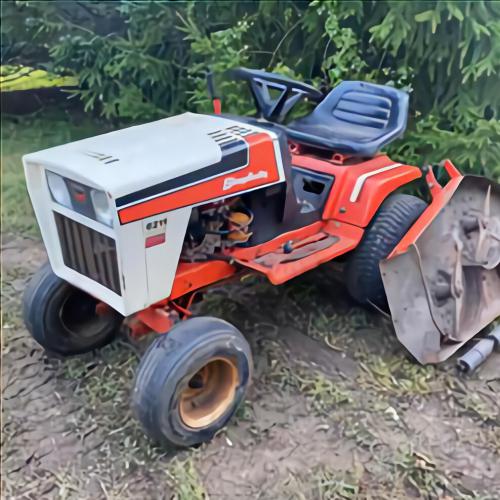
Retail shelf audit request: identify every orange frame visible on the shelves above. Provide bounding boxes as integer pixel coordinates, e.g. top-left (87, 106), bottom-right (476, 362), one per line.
top-left (389, 160), bottom-right (463, 258)
top-left (131, 149), bottom-right (424, 334)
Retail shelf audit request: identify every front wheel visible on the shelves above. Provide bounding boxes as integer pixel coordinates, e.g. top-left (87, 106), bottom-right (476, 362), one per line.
top-left (23, 262), bottom-right (123, 355)
top-left (131, 316), bottom-right (252, 449)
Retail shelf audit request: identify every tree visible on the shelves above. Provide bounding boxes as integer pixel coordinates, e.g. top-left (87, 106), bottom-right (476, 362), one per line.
top-left (2, 0), bottom-right (498, 177)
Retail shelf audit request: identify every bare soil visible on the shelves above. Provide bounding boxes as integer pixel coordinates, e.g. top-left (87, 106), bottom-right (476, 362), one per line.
top-left (2, 234), bottom-right (499, 499)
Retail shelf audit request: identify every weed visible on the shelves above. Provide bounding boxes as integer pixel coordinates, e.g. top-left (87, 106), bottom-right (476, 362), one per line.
top-left (166, 456), bottom-right (208, 500)
top-left (313, 469), bottom-right (359, 500)
top-left (292, 370), bottom-right (352, 414)
top-left (357, 355), bottom-right (441, 396)
top-left (278, 468), bottom-right (360, 500)
top-left (389, 444), bottom-right (478, 499)
top-left (448, 378), bottom-right (500, 423)
top-left (57, 341), bottom-right (170, 469)
top-left (343, 419), bottom-right (380, 451)
top-left (234, 398), bottom-right (255, 422)
top-left (265, 342), bottom-right (352, 416)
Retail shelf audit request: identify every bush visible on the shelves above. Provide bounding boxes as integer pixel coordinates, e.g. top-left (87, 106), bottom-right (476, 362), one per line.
top-left (1, 0), bottom-right (499, 178)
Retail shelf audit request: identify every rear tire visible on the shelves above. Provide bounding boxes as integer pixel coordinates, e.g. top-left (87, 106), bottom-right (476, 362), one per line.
top-left (345, 194), bottom-right (427, 308)
top-left (132, 316), bottom-right (252, 449)
top-left (23, 262), bottom-right (123, 355)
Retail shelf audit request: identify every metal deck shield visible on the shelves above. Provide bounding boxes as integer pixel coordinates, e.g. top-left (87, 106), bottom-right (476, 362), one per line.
top-left (381, 172), bottom-right (500, 364)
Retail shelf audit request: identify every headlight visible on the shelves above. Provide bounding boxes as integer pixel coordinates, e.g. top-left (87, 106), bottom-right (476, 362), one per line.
top-left (90, 189), bottom-right (113, 226)
top-left (46, 171), bottom-right (72, 208)
top-left (46, 170), bottom-right (114, 227)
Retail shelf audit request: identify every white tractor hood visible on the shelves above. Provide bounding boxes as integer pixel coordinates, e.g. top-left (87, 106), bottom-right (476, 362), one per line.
top-left (23, 112), bottom-right (263, 199)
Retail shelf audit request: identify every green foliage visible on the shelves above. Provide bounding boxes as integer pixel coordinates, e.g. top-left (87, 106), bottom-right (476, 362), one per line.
top-left (1, 0), bottom-right (499, 177)
top-left (178, 7), bottom-right (254, 115)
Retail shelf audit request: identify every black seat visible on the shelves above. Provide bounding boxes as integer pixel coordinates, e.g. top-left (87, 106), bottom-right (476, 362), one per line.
top-left (287, 81), bottom-right (409, 156)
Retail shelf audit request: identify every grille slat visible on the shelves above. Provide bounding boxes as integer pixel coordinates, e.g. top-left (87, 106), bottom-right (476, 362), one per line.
top-left (79, 224), bottom-right (98, 281)
top-left (54, 212), bottom-right (121, 295)
top-left (94, 234), bottom-right (106, 282)
top-left (92, 230), bottom-right (108, 287)
top-left (62, 216), bottom-right (77, 268)
top-left (71, 220), bottom-right (87, 275)
top-left (100, 233), bottom-right (116, 292)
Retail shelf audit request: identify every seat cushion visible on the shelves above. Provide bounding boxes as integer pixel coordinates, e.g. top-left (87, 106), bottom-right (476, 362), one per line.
top-left (287, 81), bottom-right (409, 156)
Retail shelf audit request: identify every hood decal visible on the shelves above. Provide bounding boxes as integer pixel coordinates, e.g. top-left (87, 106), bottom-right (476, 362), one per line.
top-left (115, 128), bottom-right (254, 208)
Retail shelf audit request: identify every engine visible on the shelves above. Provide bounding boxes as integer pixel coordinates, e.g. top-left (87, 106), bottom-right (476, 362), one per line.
top-left (182, 197), bottom-right (253, 261)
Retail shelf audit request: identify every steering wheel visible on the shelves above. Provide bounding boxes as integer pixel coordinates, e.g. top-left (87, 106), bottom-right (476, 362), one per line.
top-left (230, 67), bottom-right (323, 123)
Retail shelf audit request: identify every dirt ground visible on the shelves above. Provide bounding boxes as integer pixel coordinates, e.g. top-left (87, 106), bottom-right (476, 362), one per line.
top-left (2, 232), bottom-right (499, 500)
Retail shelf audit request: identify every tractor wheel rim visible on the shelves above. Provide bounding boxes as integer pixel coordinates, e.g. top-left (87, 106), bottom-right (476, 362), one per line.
top-left (179, 358), bottom-right (239, 429)
top-left (59, 288), bottom-right (113, 339)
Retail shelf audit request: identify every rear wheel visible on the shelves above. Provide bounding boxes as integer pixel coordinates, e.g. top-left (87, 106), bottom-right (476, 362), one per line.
top-left (23, 262), bottom-right (123, 355)
top-left (132, 316), bottom-right (252, 448)
top-left (345, 194), bottom-right (427, 308)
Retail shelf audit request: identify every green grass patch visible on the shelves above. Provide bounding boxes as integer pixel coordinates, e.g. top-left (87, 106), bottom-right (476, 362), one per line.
top-left (272, 362), bottom-right (352, 415)
top-left (356, 356), bottom-right (438, 396)
top-left (1, 65), bottom-right (77, 92)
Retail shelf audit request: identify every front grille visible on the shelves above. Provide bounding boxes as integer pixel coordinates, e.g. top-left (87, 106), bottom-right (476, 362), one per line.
top-left (54, 212), bottom-right (121, 295)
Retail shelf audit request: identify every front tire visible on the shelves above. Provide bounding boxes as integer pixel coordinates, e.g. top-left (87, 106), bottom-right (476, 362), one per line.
top-left (23, 262), bottom-right (123, 355)
top-left (345, 194), bottom-right (427, 308)
top-left (132, 316), bottom-right (252, 449)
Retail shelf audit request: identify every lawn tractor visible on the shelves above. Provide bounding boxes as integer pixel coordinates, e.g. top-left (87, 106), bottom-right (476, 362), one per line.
top-left (23, 68), bottom-right (500, 448)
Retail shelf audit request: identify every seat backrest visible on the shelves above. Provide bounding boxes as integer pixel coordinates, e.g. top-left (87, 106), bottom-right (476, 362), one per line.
top-left (286, 80), bottom-right (409, 156)
top-left (317, 81), bottom-right (409, 144)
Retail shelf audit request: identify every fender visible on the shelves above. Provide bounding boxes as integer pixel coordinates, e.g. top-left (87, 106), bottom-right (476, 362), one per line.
top-left (291, 153), bottom-right (422, 227)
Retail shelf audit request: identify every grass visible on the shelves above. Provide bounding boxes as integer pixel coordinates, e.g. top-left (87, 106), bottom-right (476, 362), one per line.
top-left (312, 469), bottom-right (360, 499)
top-left (278, 469), bottom-right (361, 500)
top-left (264, 341), bottom-right (353, 415)
top-left (356, 355), bottom-right (439, 396)
top-left (58, 341), bottom-right (167, 469)
top-left (166, 457), bottom-right (208, 500)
